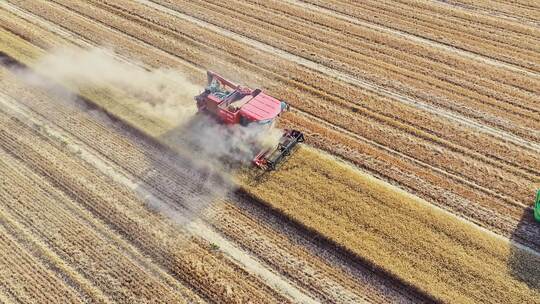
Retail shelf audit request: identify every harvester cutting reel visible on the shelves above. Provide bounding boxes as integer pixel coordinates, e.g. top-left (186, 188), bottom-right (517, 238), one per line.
top-left (253, 129), bottom-right (304, 171)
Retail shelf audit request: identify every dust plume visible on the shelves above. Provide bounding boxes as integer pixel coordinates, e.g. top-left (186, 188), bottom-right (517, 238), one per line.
top-left (24, 47), bottom-right (199, 126)
top-left (12, 46), bottom-right (284, 223)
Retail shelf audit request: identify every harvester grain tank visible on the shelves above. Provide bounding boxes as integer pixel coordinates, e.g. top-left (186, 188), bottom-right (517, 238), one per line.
top-left (195, 71), bottom-right (304, 170)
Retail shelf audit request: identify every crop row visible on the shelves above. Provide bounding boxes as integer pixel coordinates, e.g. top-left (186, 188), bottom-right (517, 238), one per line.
top-left (302, 0), bottom-right (540, 71)
top-left (0, 215), bottom-right (81, 304)
top-left (1, 4), bottom-right (537, 251)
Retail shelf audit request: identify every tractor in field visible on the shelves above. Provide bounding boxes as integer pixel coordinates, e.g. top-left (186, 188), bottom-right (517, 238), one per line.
top-left (195, 71), bottom-right (304, 170)
top-left (534, 189), bottom-right (540, 223)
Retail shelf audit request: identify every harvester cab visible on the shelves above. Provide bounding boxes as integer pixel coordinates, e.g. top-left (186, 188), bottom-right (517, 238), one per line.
top-left (534, 189), bottom-right (540, 223)
top-left (195, 71), bottom-right (304, 170)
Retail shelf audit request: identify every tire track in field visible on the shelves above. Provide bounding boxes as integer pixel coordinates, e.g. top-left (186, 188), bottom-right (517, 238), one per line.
top-left (2, 2), bottom-right (536, 239)
top-left (434, 0), bottom-right (540, 26)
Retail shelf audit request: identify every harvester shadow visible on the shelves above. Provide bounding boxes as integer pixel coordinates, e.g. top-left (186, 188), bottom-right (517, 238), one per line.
top-left (508, 207), bottom-right (540, 292)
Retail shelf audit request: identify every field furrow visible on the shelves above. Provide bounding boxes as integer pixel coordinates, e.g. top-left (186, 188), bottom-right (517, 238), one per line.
top-left (302, 0), bottom-right (540, 72)
top-left (439, 0), bottom-right (540, 24)
top-left (0, 221), bottom-right (81, 304)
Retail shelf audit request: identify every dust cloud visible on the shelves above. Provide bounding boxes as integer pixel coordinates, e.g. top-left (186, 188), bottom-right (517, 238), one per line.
top-left (25, 47), bottom-right (199, 125)
top-left (13, 46), bottom-right (284, 222)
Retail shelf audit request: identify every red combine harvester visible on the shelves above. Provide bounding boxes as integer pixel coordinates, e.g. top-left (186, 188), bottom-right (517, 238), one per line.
top-left (195, 71), bottom-right (304, 170)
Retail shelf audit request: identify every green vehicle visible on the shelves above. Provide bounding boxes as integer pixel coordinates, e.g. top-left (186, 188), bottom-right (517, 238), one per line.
top-left (535, 189), bottom-right (540, 223)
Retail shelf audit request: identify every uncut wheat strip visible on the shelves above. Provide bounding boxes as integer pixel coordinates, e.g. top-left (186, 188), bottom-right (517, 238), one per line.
top-left (1, 4), bottom-right (532, 245)
top-left (0, 223), bottom-right (81, 303)
top-left (284, 114), bottom-right (540, 255)
top-left (302, 0), bottom-right (540, 72)
top-left (244, 147), bottom-right (540, 304)
top-left (47, 0), bottom-right (540, 204)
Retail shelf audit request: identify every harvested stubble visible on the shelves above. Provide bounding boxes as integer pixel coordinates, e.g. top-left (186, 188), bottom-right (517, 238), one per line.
top-left (1, 8), bottom-right (539, 303)
top-left (301, 0), bottom-right (540, 72)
